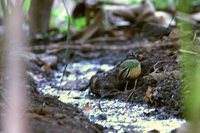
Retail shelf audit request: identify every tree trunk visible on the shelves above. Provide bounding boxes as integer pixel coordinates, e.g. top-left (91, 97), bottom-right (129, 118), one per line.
top-left (29, 0), bottom-right (54, 36)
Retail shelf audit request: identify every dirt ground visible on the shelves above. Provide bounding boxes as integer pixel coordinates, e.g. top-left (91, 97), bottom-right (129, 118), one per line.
top-left (27, 85), bottom-right (103, 133)
top-left (0, 60), bottom-right (103, 133)
top-left (0, 36), bottom-right (184, 132)
top-left (32, 36), bottom-right (183, 120)
top-left (77, 39), bottom-right (183, 119)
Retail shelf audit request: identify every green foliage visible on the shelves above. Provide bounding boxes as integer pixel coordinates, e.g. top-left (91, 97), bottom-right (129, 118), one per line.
top-left (176, 0), bottom-right (192, 12)
top-left (50, 2), bottom-right (87, 33)
top-left (23, 0), bottom-right (31, 12)
top-left (130, 0), bottom-right (142, 4)
top-left (51, 8), bottom-right (61, 16)
top-left (74, 17), bottom-right (86, 31)
top-left (152, 0), bottom-right (200, 10)
top-left (177, 1), bottom-right (200, 132)
top-left (0, 3), bottom-right (3, 17)
top-left (50, 8), bottom-right (67, 32)
top-left (48, 0), bottom-right (200, 34)
top-left (152, 0), bottom-right (169, 9)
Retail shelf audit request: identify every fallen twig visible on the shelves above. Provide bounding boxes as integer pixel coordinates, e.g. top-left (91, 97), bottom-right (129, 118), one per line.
top-left (143, 70), bottom-right (180, 81)
top-left (45, 40), bottom-right (179, 54)
top-left (179, 49), bottom-right (198, 55)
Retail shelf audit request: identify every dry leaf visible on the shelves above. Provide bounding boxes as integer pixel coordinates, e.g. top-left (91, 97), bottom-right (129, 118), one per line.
top-left (112, 1), bottom-right (157, 24)
top-left (75, 8), bottom-right (104, 43)
top-left (192, 12), bottom-right (200, 23)
top-left (155, 11), bottom-right (175, 27)
top-left (42, 63), bottom-right (52, 72)
top-left (144, 87), bottom-right (157, 103)
top-left (82, 102), bottom-right (94, 113)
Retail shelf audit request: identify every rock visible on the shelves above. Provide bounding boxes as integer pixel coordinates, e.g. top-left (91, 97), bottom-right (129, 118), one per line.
top-left (89, 67), bottom-right (125, 98)
top-left (171, 123), bottom-right (191, 133)
top-left (40, 55), bottom-right (58, 67)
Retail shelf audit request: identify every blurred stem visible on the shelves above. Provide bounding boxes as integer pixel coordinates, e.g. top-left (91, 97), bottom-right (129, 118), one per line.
top-left (1, 0), bottom-right (8, 17)
top-left (178, 2), bottom-right (200, 133)
top-left (3, 2), bottom-right (29, 133)
top-left (59, 0), bottom-right (72, 86)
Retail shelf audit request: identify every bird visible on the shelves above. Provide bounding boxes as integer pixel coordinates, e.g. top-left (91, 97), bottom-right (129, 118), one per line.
top-left (118, 59), bottom-right (141, 80)
top-left (117, 59), bottom-right (141, 92)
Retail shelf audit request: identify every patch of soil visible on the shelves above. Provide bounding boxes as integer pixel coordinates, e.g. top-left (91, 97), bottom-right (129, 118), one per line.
top-left (27, 87), bottom-right (103, 133)
top-left (14, 38), bottom-right (183, 132)
top-left (126, 45), bottom-right (183, 118)
top-left (0, 69), bottom-right (103, 133)
top-left (65, 40), bottom-right (183, 118)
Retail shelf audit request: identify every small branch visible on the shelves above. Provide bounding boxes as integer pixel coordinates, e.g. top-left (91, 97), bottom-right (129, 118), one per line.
top-left (152, 61), bottom-right (164, 74)
top-left (59, 0), bottom-right (72, 86)
top-left (179, 49), bottom-right (198, 55)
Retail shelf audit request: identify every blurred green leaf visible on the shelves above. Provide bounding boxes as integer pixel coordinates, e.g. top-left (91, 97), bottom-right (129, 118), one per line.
top-left (74, 17), bottom-right (86, 31)
top-left (23, 0), bottom-right (31, 12)
top-left (52, 9), bottom-right (61, 16)
top-left (177, 0), bottom-right (200, 132)
top-left (152, 0), bottom-right (169, 9)
top-left (130, 0), bottom-right (142, 4)
top-left (59, 28), bottom-right (67, 33)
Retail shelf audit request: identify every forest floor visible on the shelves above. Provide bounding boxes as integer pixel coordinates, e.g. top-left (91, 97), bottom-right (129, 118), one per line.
top-left (0, 35), bottom-right (184, 132)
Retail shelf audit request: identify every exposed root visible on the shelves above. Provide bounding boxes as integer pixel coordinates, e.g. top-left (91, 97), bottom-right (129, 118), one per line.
top-left (143, 70), bottom-right (180, 81)
top-left (152, 61), bottom-right (164, 73)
